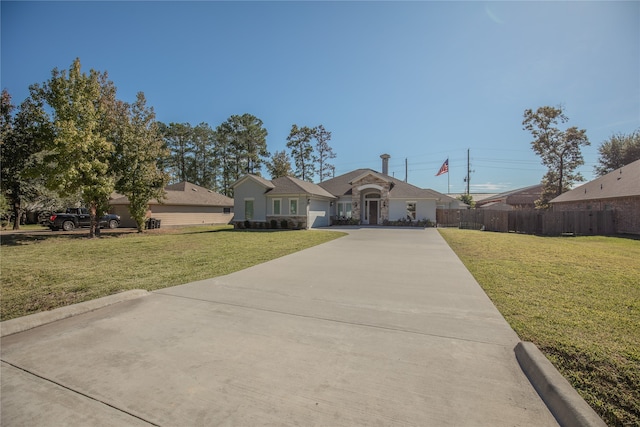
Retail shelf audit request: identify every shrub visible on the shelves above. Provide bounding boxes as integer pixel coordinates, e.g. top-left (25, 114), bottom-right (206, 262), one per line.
top-left (270, 219), bottom-right (278, 229)
top-left (281, 219), bottom-right (289, 229)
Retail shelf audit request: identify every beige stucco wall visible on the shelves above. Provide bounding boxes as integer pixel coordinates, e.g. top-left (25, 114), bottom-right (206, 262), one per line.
top-left (112, 204), bottom-right (233, 228)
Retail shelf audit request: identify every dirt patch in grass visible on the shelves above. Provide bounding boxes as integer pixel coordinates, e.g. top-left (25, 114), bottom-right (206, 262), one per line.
top-left (439, 229), bottom-right (639, 426)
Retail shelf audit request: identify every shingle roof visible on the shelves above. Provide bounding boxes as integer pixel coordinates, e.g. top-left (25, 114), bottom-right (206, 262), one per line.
top-left (319, 168), bottom-right (444, 200)
top-left (268, 176), bottom-right (336, 199)
top-left (110, 181), bottom-right (233, 207)
top-left (476, 184), bottom-right (543, 206)
top-left (550, 159), bottom-right (640, 203)
top-left (316, 169), bottom-right (367, 196)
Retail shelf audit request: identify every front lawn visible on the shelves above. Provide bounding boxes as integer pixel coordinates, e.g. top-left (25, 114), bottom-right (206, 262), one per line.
top-left (439, 229), bottom-right (639, 426)
top-left (0, 226), bottom-right (345, 321)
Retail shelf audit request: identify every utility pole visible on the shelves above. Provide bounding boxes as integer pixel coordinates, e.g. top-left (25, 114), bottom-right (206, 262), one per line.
top-left (405, 158), bottom-right (408, 182)
top-left (466, 149), bottom-right (471, 195)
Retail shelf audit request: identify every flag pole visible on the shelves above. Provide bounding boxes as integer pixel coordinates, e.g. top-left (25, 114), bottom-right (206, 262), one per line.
top-left (435, 157), bottom-right (450, 193)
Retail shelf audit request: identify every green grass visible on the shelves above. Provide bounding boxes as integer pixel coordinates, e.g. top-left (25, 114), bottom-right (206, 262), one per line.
top-left (1, 223), bottom-right (48, 231)
top-left (438, 229), bottom-right (639, 426)
top-left (1, 226), bottom-right (345, 322)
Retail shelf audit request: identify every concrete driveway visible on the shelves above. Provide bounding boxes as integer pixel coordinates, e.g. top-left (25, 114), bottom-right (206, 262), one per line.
top-left (1, 228), bottom-right (558, 426)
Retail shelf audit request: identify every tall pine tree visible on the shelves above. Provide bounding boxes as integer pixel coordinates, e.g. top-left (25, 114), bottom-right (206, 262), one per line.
top-left (313, 124), bottom-right (336, 182)
top-left (286, 124), bottom-right (315, 181)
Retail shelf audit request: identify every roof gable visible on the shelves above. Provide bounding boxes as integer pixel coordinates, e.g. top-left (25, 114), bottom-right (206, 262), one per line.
top-left (231, 174), bottom-right (275, 189)
top-left (349, 170), bottom-right (393, 185)
top-left (551, 159), bottom-right (640, 203)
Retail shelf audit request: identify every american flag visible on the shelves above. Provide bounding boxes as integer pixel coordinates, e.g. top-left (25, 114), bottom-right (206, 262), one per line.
top-left (435, 159), bottom-right (449, 176)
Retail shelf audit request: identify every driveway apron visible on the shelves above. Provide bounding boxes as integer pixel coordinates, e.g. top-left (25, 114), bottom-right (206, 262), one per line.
top-left (1, 228), bottom-right (558, 426)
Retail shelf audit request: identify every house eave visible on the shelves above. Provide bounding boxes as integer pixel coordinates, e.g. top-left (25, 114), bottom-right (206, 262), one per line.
top-left (266, 192), bottom-right (336, 200)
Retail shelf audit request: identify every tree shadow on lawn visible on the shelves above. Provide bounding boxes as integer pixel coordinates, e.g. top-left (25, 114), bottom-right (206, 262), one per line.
top-left (0, 229), bottom-right (138, 246)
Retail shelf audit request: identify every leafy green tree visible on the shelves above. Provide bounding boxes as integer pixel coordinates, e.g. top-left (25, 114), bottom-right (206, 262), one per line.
top-left (34, 58), bottom-right (118, 237)
top-left (112, 93), bottom-right (169, 232)
top-left (286, 124), bottom-right (316, 181)
top-left (457, 193), bottom-right (474, 207)
top-left (0, 89), bottom-right (12, 141)
top-left (0, 91), bottom-right (12, 228)
top-left (595, 129), bottom-right (640, 176)
top-left (313, 125), bottom-right (336, 182)
top-left (266, 150), bottom-right (293, 179)
top-left (522, 105), bottom-right (590, 208)
top-left (0, 193), bottom-right (10, 227)
top-left (0, 89), bottom-right (52, 229)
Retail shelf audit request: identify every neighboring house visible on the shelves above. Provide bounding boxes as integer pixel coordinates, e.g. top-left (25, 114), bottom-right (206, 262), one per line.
top-left (475, 184), bottom-right (544, 210)
top-left (110, 181), bottom-right (234, 228)
top-left (550, 159), bottom-right (640, 235)
top-left (448, 193), bottom-right (498, 205)
top-left (232, 154), bottom-right (463, 228)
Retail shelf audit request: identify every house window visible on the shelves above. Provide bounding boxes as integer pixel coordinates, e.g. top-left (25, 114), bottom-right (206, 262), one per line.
top-left (245, 199), bottom-right (254, 220)
top-left (273, 199), bottom-right (281, 215)
top-left (406, 202), bottom-right (416, 220)
top-left (337, 202), bottom-right (352, 219)
top-left (223, 207), bottom-right (231, 214)
top-left (290, 199), bottom-right (298, 215)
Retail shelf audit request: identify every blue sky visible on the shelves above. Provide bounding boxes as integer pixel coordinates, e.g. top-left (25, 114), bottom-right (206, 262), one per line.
top-left (2, 1), bottom-right (639, 194)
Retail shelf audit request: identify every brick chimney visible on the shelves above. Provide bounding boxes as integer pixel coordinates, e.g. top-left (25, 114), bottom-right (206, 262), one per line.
top-left (380, 153), bottom-right (390, 175)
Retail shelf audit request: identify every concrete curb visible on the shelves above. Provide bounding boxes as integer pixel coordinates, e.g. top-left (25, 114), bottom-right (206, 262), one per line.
top-left (1, 290), bottom-right (149, 338)
top-left (515, 341), bottom-right (607, 427)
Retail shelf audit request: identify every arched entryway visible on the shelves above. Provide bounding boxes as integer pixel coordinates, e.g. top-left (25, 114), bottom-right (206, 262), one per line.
top-left (363, 192), bottom-right (381, 224)
top-left (352, 179), bottom-right (390, 225)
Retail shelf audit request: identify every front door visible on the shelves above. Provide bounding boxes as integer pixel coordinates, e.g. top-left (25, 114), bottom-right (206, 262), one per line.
top-left (368, 200), bottom-right (378, 225)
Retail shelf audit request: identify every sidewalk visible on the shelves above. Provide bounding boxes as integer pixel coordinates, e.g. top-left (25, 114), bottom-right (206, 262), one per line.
top-left (1, 228), bottom-right (559, 426)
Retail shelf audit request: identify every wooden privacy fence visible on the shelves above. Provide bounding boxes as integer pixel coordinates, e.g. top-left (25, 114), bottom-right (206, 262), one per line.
top-left (436, 209), bottom-right (616, 236)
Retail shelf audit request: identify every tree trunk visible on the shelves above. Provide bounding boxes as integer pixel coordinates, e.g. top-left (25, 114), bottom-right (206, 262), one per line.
top-left (558, 156), bottom-right (565, 197)
top-left (12, 198), bottom-right (21, 230)
top-left (89, 203), bottom-right (98, 238)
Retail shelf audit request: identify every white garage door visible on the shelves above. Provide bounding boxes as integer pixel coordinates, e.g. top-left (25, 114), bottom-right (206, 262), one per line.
top-left (309, 199), bottom-right (329, 228)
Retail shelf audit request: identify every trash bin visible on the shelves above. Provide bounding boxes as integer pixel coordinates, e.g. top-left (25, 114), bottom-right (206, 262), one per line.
top-left (155, 219), bottom-right (161, 229)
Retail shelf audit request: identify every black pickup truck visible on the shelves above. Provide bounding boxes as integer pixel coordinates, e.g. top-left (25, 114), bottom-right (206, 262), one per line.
top-left (47, 208), bottom-right (121, 231)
